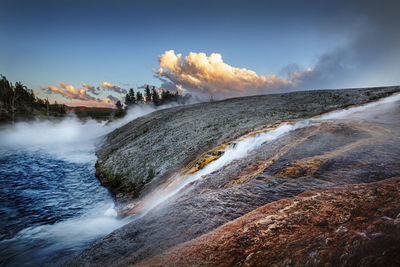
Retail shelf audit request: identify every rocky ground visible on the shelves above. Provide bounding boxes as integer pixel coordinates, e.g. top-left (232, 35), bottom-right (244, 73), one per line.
top-left (136, 177), bottom-right (400, 267)
top-left (95, 86), bottom-right (399, 199)
top-left (69, 87), bottom-right (400, 266)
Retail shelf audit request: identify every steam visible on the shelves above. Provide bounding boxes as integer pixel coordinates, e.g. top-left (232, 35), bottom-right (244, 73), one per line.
top-left (153, 3), bottom-right (400, 98)
top-left (0, 201), bottom-right (131, 266)
top-left (316, 93), bottom-right (400, 120)
top-left (0, 104), bottom-right (171, 163)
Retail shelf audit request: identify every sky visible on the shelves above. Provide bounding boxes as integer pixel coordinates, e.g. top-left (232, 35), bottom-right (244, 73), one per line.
top-left (1, 0), bottom-right (399, 106)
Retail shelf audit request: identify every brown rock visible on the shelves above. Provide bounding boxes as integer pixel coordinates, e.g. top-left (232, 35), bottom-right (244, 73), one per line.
top-left (135, 177), bottom-right (400, 267)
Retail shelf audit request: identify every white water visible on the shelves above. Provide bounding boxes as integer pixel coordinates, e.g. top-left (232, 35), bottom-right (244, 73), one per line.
top-left (5, 201), bottom-right (129, 249)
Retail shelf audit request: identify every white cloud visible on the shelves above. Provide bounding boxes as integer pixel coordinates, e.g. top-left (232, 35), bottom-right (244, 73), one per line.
top-left (153, 50), bottom-right (306, 97)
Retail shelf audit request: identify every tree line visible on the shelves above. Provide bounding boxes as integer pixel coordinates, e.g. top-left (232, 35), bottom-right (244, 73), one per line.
top-left (0, 75), bottom-right (191, 122)
top-left (114, 85), bottom-right (191, 117)
top-left (0, 75), bottom-right (66, 123)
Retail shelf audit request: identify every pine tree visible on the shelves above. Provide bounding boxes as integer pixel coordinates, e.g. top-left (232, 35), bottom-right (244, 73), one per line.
top-left (125, 93), bottom-right (131, 106)
top-left (129, 88), bottom-right (135, 103)
top-left (53, 100), bottom-right (58, 115)
top-left (115, 100), bottom-right (124, 118)
top-left (145, 85), bottom-right (151, 103)
top-left (45, 97), bottom-right (49, 118)
top-left (0, 75), bottom-right (67, 121)
top-left (59, 104), bottom-right (66, 115)
top-left (152, 87), bottom-right (160, 105)
top-left (136, 91), bottom-right (144, 102)
top-left (125, 88), bottom-right (136, 106)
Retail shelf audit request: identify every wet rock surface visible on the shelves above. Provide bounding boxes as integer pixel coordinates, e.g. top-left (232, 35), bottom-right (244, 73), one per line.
top-left (69, 90), bottom-right (400, 266)
top-left (136, 177), bottom-right (400, 267)
top-left (95, 87), bottom-right (399, 199)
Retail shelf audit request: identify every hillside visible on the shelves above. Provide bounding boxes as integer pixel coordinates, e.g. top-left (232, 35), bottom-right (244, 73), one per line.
top-left (136, 177), bottom-right (400, 267)
top-left (95, 86), bottom-right (400, 199)
top-left (68, 86), bottom-right (400, 266)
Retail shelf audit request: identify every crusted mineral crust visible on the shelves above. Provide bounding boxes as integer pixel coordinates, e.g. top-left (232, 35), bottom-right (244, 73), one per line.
top-left (136, 177), bottom-right (400, 267)
top-left (69, 89), bottom-right (400, 266)
top-left (95, 87), bottom-right (400, 199)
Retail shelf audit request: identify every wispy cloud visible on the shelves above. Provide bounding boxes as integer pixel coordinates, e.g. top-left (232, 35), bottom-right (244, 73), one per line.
top-left (82, 83), bottom-right (100, 95)
top-left (41, 81), bottom-right (130, 107)
top-left (41, 81), bottom-right (98, 101)
top-left (100, 82), bottom-right (127, 94)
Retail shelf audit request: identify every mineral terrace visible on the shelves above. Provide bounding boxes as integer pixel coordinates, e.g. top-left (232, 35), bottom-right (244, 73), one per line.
top-left (70, 86), bottom-right (400, 266)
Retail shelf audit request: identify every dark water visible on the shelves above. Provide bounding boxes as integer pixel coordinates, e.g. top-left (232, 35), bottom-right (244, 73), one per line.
top-left (0, 108), bottom-right (165, 266)
top-left (0, 149), bottom-right (125, 266)
top-left (0, 116), bottom-right (135, 266)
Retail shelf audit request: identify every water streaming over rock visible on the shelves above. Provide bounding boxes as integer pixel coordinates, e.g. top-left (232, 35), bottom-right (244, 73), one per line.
top-left (126, 93), bottom-right (400, 215)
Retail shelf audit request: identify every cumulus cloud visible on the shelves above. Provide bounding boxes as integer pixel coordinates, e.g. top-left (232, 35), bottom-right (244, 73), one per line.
top-left (154, 50), bottom-right (301, 97)
top-left (100, 82), bottom-right (127, 94)
top-left (41, 81), bottom-right (98, 101)
top-left (153, 2), bottom-right (400, 97)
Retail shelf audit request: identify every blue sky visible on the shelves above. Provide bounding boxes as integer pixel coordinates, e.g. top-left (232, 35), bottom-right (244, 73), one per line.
top-left (1, 0), bottom-right (399, 106)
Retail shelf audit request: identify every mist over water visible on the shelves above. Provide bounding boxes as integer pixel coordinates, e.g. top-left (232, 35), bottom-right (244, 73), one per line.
top-left (0, 105), bottom-right (163, 266)
top-left (0, 104), bottom-right (160, 162)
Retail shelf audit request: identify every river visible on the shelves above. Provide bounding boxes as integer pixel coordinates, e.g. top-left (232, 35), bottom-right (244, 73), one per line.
top-left (0, 105), bottom-right (157, 266)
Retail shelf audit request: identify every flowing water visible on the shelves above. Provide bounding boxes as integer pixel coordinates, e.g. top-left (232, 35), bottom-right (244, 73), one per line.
top-left (128, 93), bottom-right (400, 215)
top-left (0, 105), bottom-right (158, 266)
top-left (0, 150), bottom-right (127, 266)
